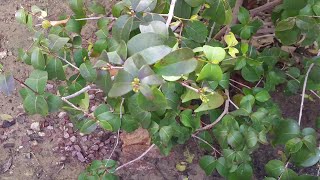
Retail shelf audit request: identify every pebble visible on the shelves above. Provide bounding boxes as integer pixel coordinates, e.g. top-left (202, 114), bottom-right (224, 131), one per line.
top-left (90, 105), bottom-right (97, 112)
top-left (38, 132), bottom-right (45, 137)
top-left (63, 132), bottom-right (70, 139)
top-left (3, 143), bottom-right (15, 148)
top-left (1, 120), bottom-right (16, 128)
top-left (25, 153), bottom-right (32, 159)
top-left (17, 105), bottom-right (24, 112)
top-left (65, 146), bottom-right (73, 151)
top-left (0, 50), bottom-right (7, 59)
top-left (46, 84), bottom-right (54, 90)
top-left (58, 112), bottom-right (67, 119)
top-left (30, 122), bottom-right (40, 131)
top-left (82, 146), bottom-right (88, 151)
top-left (60, 156), bottom-right (67, 161)
top-left (89, 94), bottom-right (95, 100)
top-left (81, 136), bottom-right (88, 142)
top-left (88, 154), bottom-right (94, 159)
top-left (99, 142), bottom-right (104, 147)
top-left (67, 123), bottom-right (73, 128)
top-left (74, 145), bottom-right (81, 152)
top-left (91, 145), bottom-right (99, 151)
top-left (31, 140), bottom-right (38, 146)
top-left (26, 130), bottom-right (33, 135)
top-left (70, 136), bottom-right (76, 142)
top-left (47, 126), bottom-right (54, 130)
top-left (76, 152), bottom-right (86, 162)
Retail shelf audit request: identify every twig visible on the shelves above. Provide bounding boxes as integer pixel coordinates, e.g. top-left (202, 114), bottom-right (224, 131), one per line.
top-left (61, 97), bottom-right (83, 112)
top-left (75, 17), bottom-right (116, 21)
top-left (106, 98), bottom-right (125, 170)
top-left (13, 77), bottom-right (38, 94)
top-left (191, 134), bottom-right (221, 155)
top-left (298, 63), bottom-right (315, 125)
top-left (166, 0), bottom-right (177, 27)
top-left (229, 99), bottom-right (239, 109)
top-left (180, 82), bottom-right (199, 93)
top-left (286, 73), bottom-right (320, 99)
top-left (208, 22), bottom-right (216, 42)
top-left (62, 85), bottom-right (91, 100)
top-left (278, 161), bottom-right (289, 180)
top-left (250, 0), bottom-right (282, 17)
top-left (230, 79), bottom-right (252, 89)
top-left (196, 89), bottom-right (230, 132)
top-left (115, 144), bottom-right (156, 171)
top-left (55, 55), bottom-right (80, 71)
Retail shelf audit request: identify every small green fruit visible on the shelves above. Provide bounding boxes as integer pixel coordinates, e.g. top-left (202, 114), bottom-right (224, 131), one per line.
top-left (42, 20), bottom-right (51, 29)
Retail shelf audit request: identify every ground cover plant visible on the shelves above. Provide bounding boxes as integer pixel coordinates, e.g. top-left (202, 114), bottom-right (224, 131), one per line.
top-left (0, 0), bottom-right (319, 179)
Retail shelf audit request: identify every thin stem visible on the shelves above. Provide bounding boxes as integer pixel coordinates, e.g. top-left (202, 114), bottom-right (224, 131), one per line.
top-left (55, 54), bottom-right (80, 71)
top-left (191, 134), bottom-right (221, 155)
top-left (298, 63), bottom-right (315, 125)
top-left (63, 85), bottom-right (91, 100)
top-left (13, 77), bottom-right (38, 94)
top-left (166, 0), bottom-right (177, 27)
top-left (229, 79), bottom-right (251, 89)
top-left (115, 144), bottom-right (156, 171)
top-left (106, 98), bottom-right (125, 171)
top-left (75, 16), bottom-right (116, 21)
top-left (286, 73), bottom-right (320, 99)
top-left (208, 22), bottom-right (216, 42)
top-left (180, 82), bottom-right (199, 93)
top-left (250, 0), bottom-right (282, 17)
top-left (196, 89), bottom-right (230, 132)
top-left (61, 97), bottom-right (84, 112)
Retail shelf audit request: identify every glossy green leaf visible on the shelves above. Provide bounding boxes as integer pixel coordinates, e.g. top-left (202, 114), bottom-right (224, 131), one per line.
top-left (127, 32), bottom-right (167, 56)
top-left (159, 125), bottom-right (173, 144)
top-left (79, 62), bottom-right (97, 82)
top-left (203, 46), bottom-right (226, 62)
top-left (174, 0), bottom-right (191, 19)
top-left (88, 1), bottom-right (106, 14)
top-left (227, 130), bottom-right (244, 150)
top-left (31, 48), bottom-right (46, 70)
top-left (199, 155), bottom-right (216, 175)
top-left (23, 94), bottom-right (48, 116)
top-left (15, 9), bottom-right (27, 24)
top-left (25, 70), bottom-right (48, 94)
top-left (197, 64), bottom-right (223, 81)
top-left (69, 0), bottom-right (85, 16)
top-left (194, 93), bottom-right (224, 112)
top-left (185, 21), bottom-right (208, 43)
top-left (95, 70), bottom-right (112, 94)
top-left (135, 45), bottom-right (172, 65)
top-left (273, 119), bottom-right (300, 145)
top-left (238, 7), bottom-right (250, 24)
top-left (228, 163), bottom-right (253, 180)
top-left (48, 34), bottom-right (69, 52)
top-left (203, 0), bottom-right (229, 24)
top-left (181, 88), bottom-right (200, 103)
top-left (255, 90), bottom-right (271, 102)
top-left (140, 21), bottom-right (168, 37)
top-left (80, 119), bottom-right (97, 134)
top-left (112, 15), bottom-right (134, 42)
top-left (137, 87), bottom-right (167, 111)
top-left (66, 18), bottom-right (82, 34)
top-left (241, 65), bottom-right (261, 82)
top-left (47, 94), bottom-right (63, 113)
top-left (46, 58), bottom-right (66, 80)
top-left (131, 0), bottom-right (157, 12)
top-left (154, 48), bottom-right (197, 76)
top-left (285, 137), bottom-right (303, 154)
top-left (108, 70), bottom-right (133, 97)
top-left (122, 114), bottom-right (139, 133)
top-left (246, 130), bottom-right (258, 148)
top-left (290, 146), bottom-right (320, 167)
top-left (265, 160), bottom-right (285, 178)
top-left (184, 0), bottom-right (205, 7)
top-left (302, 135), bottom-right (317, 152)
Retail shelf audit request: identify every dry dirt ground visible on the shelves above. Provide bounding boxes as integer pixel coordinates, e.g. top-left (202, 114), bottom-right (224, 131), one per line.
top-left (0, 1), bottom-right (319, 180)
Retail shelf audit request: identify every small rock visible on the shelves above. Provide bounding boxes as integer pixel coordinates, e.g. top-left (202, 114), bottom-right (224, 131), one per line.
top-left (3, 143), bottom-right (15, 148)
top-left (65, 141), bottom-right (73, 146)
top-left (76, 152), bottom-right (86, 162)
top-left (58, 112), bottom-right (67, 119)
top-left (30, 122), bottom-right (40, 131)
top-left (88, 154), bottom-right (94, 159)
top-left (67, 123), bottom-right (73, 128)
top-left (46, 84), bottom-right (54, 90)
top-left (47, 126), bottom-right (54, 130)
top-left (26, 130), bottom-right (33, 135)
top-left (17, 104), bottom-right (24, 112)
top-left (99, 142), bottom-right (104, 147)
top-left (82, 146), bottom-right (88, 151)
top-left (7, 51), bottom-right (12, 56)
top-left (91, 145), bottom-right (99, 151)
top-left (100, 148), bottom-right (107, 155)
top-left (74, 145), bottom-right (81, 152)
top-left (1, 120), bottom-right (16, 128)
top-left (0, 50), bottom-right (7, 59)
top-left (71, 151), bottom-right (77, 157)
top-left (89, 94), bottom-right (95, 100)
top-left (25, 153), bottom-right (32, 159)
top-left (60, 156), bottom-right (67, 161)
top-left (52, 147), bottom-right (59, 152)
top-left (81, 136), bottom-right (88, 142)
top-left (90, 105), bottom-right (97, 112)
top-left (70, 136), bottom-right (76, 143)
top-left (38, 132), bottom-right (45, 137)
top-left (63, 132), bottom-right (70, 139)
top-left (65, 146), bottom-right (73, 151)
top-left (31, 140), bottom-right (38, 146)
top-left (67, 128), bottom-right (74, 134)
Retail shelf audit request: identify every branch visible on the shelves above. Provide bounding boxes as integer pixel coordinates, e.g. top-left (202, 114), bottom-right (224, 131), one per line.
top-left (250, 0), bottom-right (282, 17)
top-left (214, 0), bottom-right (243, 39)
top-left (298, 63), bottom-right (315, 125)
top-left (166, 0), bottom-right (177, 28)
top-left (286, 73), bottom-right (320, 99)
top-left (196, 89), bottom-right (230, 132)
top-left (191, 134), bottom-right (221, 155)
top-left (63, 85), bottom-right (91, 100)
top-left (55, 54), bottom-right (80, 71)
top-left (229, 79), bottom-right (252, 89)
top-left (180, 82), bottom-right (199, 93)
top-left (115, 144), bottom-right (156, 171)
